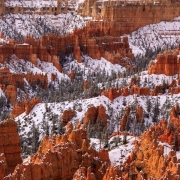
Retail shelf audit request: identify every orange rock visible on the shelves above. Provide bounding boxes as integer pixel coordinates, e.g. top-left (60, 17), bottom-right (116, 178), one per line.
top-left (83, 80), bottom-right (88, 90)
top-left (62, 109), bottom-right (75, 124)
top-left (151, 85), bottom-right (162, 96)
top-left (83, 104), bottom-right (107, 126)
top-left (102, 88), bottom-right (121, 101)
top-left (74, 46), bottom-right (82, 63)
top-left (69, 70), bottom-right (75, 82)
top-left (25, 73), bottom-right (48, 89)
top-left (83, 106), bottom-right (98, 124)
top-left (11, 101), bottom-right (25, 119)
top-left (51, 73), bottom-right (56, 81)
top-left (148, 49), bottom-right (180, 76)
top-left (0, 153), bottom-right (7, 179)
top-left (5, 122), bottom-right (110, 180)
top-left (136, 105), bottom-right (143, 123)
top-left (97, 104), bottom-right (107, 126)
top-left (169, 79), bottom-right (177, 88)
top-left (24, 97), bottom-right (42, 115)
top-left (120, 107), bottom-right (130, 131)
top-left (5, 85), bottom-right (17, 105)
top-left (0, 119), bottom-right (22, 176)
top-left (104, 119), bottom-right (180, 179)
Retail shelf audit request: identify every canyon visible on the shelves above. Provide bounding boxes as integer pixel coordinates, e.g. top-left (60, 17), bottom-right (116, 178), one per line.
top-left (0, 0), bottom-right (180, 179)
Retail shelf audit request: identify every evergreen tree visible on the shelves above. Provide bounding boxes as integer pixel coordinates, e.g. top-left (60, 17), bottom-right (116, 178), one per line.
top-left (174, 133), bottom-right (179, 151)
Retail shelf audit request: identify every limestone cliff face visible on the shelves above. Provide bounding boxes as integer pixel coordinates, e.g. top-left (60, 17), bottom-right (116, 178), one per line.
top-left (80, 2), bottom-right (180, 37)
top-left (0, 119), bottom-right (22, 176)
top-left (5, 123), bottom-right (110, 180)
top-left (83, 104), bottom-right (107, 126)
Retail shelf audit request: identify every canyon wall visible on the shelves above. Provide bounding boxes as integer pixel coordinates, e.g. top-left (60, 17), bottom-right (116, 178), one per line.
top-left (79, 2), bottom-right (180, 36)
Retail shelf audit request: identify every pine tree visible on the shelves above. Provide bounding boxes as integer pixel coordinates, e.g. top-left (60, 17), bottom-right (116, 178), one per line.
top-left (123, 132), bottom-right (127, 144)
top-left (174, 133), bottom-right (179, 151)
top-left (32, 122), bottom-right (39, 153)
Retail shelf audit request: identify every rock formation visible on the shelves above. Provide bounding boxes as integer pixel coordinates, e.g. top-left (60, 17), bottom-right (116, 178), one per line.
top-left (136, 105), bottom-right (143, 123)
top-left (11, 97), bottom-right (42, 118)
top-left (120, 105), bottom-right (143, 131)
top-left (102, 88), bottom-right (122, 101)
top-left (104, 119), bottom-right (180, 179)
top-left (0, 119), bottom-right (22, 176)
top-left (5, 85), bottom-right (17, 105)
top-left (148, 48), bottom-right (180, 76)
top-left (83, 104), bottom-right (107, 126)
top-left (79, 1), bottom-right (180, 36)
top-left (4, 122), bottom-right (110, 180)
top-left (24, 97), bottom-right (42, 115)
top-left (120, 106), bottom-right (130, 131)
top-left (25, 73), bottom-right (48, 89)
top-left (102, 86), bottom-right (150, 101)
top-left (62, 109), bottom-right (75, 124)
top-left (11, 102), bottom-right (25, 119)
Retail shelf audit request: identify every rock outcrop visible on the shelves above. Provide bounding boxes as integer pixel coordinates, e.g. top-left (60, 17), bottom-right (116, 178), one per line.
top-left (148, 48), bottom-right (180, 76)
top-left (136, 105), bottom-right (143, 123)
top-left (11, 97), bottom-right (41, 118)
top-left (0, 119), bottom-right (22, 176)
top-left (83, 104), bottom-right (107, 126)
top-left (62, 109), bottom-right (75, 124)
top-left (120, 106), bottom-right (130, 131)
top-left (5, 122), bottom-right (110, 180)
top-left (5, 85), bottom-right (17, 105)
top-left (102, 86), bottom-right (150, 101)
top-left (11, 102), bottom-right (25, 119)
top-left (24, 97), bottom-right (42, 115)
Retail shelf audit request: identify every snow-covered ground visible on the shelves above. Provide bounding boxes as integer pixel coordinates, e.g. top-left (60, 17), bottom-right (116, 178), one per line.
top-left (63, 55), bottom-right (126, 79)
top-left (0, 13), bottom-right (87, 39)
top-left (128, 18), bottom-right (180, 56)
top-left (91, 135), bottom-right (136, 166)
top-left (5, 0), bottom-right (58, 8)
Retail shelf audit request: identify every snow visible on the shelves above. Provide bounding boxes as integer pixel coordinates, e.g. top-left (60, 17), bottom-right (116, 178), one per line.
top-left (0, 13), bottom-right (88, 39)
top-left (128, 18), bottom-right (180, 56)
top-left (63, 55), bottom-right (126, 79)
top-left (91, 135), bottom-right (137, 166)
top-left (109, 135), bottom-right (136, 166)
top-left (159, 141), bottom-right (180, 160)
